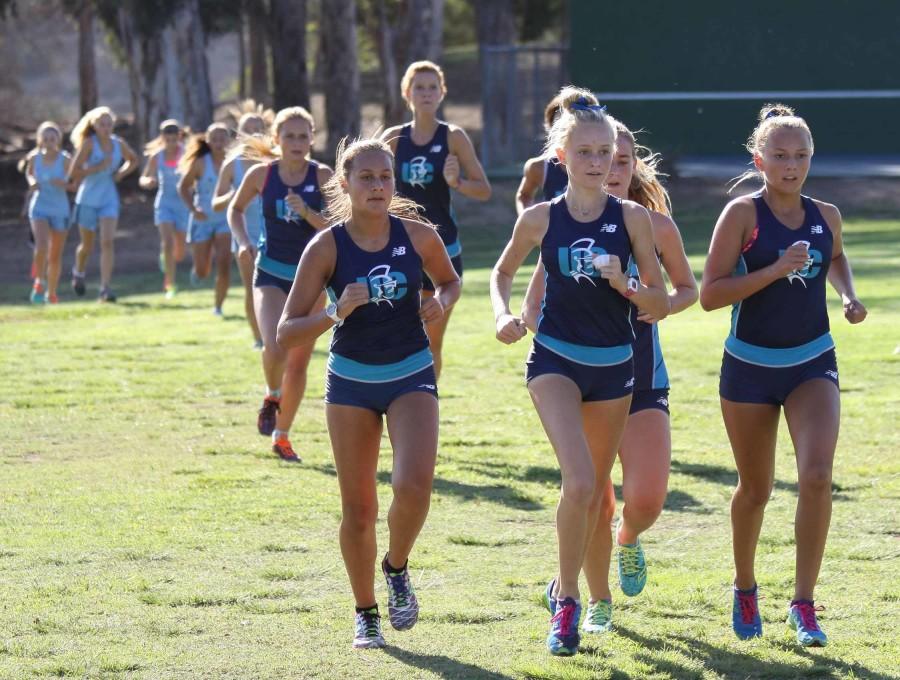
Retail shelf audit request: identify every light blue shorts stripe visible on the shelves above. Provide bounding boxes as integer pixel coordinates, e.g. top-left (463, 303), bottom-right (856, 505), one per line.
top-left (445, 239), bottom-right (462, 258)
top-left (255, 252), bottom-right (296, 281)
top-left (327, 347), bottom-right (434, 383)
top-left (534, 332), bottom-right (633, 367)
top-left (724, 332), bottom-right (835, 368)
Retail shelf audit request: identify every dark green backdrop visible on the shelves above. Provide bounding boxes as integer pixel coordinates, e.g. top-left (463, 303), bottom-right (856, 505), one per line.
top-left (569, 0), bottom-right (900, 156)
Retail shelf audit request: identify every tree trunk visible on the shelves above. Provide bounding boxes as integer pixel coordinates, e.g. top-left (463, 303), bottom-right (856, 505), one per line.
top-left (238, 10), bottom-right (246, 100)
top-left (373, 0), bottom-right (404, 126)
top-left (116, 6), bottom-right (165, 144)
top-left (246, 0), bottom-right (269, 104)
top-left (169, 0), bottom-right (214, 132)
top-left (269, 0), bottom-right (309, 110)
top-left (77, 1), bottom-right (98, 114)
top-left (473, 0), bottom-right (516, 168)
top-left (321, 0), bottom-right (360, 158)
top-left (474, 0), bottom-right (516, 50)
top-left (403, 0), bottom-right (444, 63)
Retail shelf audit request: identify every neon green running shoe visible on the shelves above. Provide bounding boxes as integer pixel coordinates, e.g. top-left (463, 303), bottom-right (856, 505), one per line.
top-left (581, 598), bottom-right (612, 634)
top-left (616, 532), bottom-right (647, 596)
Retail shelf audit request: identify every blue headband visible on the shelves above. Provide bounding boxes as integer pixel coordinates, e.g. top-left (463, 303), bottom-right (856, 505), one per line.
top-left (569, 97), bottom-right (607, 114)
top-left (765, 109), bottom-right (786, 119)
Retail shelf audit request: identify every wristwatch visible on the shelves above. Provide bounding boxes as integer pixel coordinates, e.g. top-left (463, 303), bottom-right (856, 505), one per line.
top-left (325, 302), bottom-right (342, 326)
top-left (623, 277), bottom-right (639, 298)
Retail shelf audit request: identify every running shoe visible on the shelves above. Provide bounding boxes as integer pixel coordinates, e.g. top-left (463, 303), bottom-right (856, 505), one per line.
top-left (29, 282), bottom-right (45, 304)
top-left (164, 285), bottom-right (177, 300)
top-left (547, 596), bottom-right (581, 656)
top-left (213, 306), bottom-right (223, 317)
top-left (257, 397), bottom-right (280, 436)
top-left (616, 521), bottom-right (647, 596)
top-left (732, 584), bottom-right (763, 640)
top-left (158, 250), bottom-right (165, 273)
top-left (582, 598), bottom-right (612, 634)
top-left (787, 600), bottom-right (827, 647)
top-left (381, 555), bottom-right (419, 631)
top-left (47, 294), bottom-right (59, 304)
top-left (541, 577), bottom-right (557, 615)
top-left (352, 607), bottom-right (385, 649)
top-left (272, 436), bottom-right (300, 463)
top-left (253, 338), bottom-right (264, 350)
top-left (99, 287), bottom-right (117, 303)
top-left (71, 272), bottom-right (85, 296)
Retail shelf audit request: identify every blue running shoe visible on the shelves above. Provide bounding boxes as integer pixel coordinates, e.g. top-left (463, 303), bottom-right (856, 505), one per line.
top-left (29, 282), bottom-right (45, 304)
top-left (732, 584), bottom-right (763, 640)
top-left (540, 577), bottom-right (557, 615)
top-left (382, 555), bottom-right (418, 630)
top-left (788, 600), bottom-right (827, 647)
top-left (617, 532), bottom-right (647, 597)
top-left (352, 606), bottom-right (385, 649)
top-left (581, 598), bottom-right (612, 634)
top-left (546, 596), bottom-right (581, 656)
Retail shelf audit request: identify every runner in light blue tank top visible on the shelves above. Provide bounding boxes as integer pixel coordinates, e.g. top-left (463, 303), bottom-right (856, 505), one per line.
top-left (24, 121), bottom-right (72, 304)
top-left (68, 106), bottom-right (139, 302)
top-left (178, 123), bottom-right (232, 314)
top-left (140, 119), bottom-right (190, 298)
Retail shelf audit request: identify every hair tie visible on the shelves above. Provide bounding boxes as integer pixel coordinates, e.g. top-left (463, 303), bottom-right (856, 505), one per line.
top-left (570, 97), bottom-right (607, 114)
top-left (765, 109), bottom-right (784, 120)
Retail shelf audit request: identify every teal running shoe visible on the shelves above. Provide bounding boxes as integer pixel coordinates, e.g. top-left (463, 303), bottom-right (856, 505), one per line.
top-left (787, 600), bottom-right (827, 647)
top-left (540, 577), bottom-right (557, 614)
top-left (616, 527), bottom-right (647, 596)
top-left (546, 596), bottom-right (581, 656)
top-left (732, 584), bottom-right (763, 640)
top-left (352, 606), bottom-right (385, 649)
top-left (382, 555), bottom-right (419, 630)
top-left (29, 283), bottom-right (45, 304)
top-left (581, 598), bottom-right (612, 634)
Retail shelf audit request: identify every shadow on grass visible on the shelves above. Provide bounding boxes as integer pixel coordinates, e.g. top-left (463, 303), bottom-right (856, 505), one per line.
top-left (382, 647), bottom-right (515, 680)
top-left (611, 626), bottom-right (895, 680)
top-left (670, 461), bottom-right (856, 501)
top-left (377, 470), bottom-right (543, 511)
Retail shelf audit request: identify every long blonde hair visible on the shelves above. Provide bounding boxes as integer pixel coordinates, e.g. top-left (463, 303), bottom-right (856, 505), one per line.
top-left (18, 121), bottom-right (63, 173)
top-left (729, 103), bottom-right (814, 192)
top-left (543, 86), bottom-right (616, 159)
top-left (70, 106), bottom-right (115, 149)
top-left (226, 98), bottom-right (275, 131)
top-left (607, 115), bottom-right (672, 217)
top-left (237, 106), bottom-right (316, 165)
top-left (322, 136), bottom-right (427, 226)
top-left (178, 122), bottom-right (229, 176)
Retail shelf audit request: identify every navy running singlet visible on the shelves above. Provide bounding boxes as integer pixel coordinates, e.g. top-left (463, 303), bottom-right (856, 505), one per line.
top-left (542, 158), bottom-right (568, 202)
top-left (725, 192), bottom-right (834, 366)
top-left (257, 160), bottom-right (322, 281)
top-left (326, 216), bottom-right (431, 375)
top-left (394, 122), bottom-right (460, 257)
top-left (628, 255), bottom-right (669, 391)
top-left (536, 195), bottom-right (635, 365)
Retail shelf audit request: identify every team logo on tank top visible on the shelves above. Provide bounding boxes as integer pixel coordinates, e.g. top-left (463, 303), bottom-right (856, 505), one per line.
top-left (401, 156), bottom-right (434, 188)
top-left (558, 237), bottom-right (607, 285)
top-left (276, 196), bottom-right (301, 224)
top-left (780, 240), bottom-right (822, 287)
top-left (357, 264), bottom-right (409, 306)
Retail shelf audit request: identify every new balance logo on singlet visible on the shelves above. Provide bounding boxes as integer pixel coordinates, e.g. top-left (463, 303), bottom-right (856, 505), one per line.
top-left (559, 237), bottom-right (605, 286)
top-left (811, 225), bottom-right (824, 234)
top-left (358, 264), bottom-right (408, 306)
top-left (429, 145), bottom-right (442, 153)
top-left (391, 247), bottom-right (406, 257)
top-left (600, 223), bottom-right (618, 233)
top-left (401, 156), bottom-right (434, 188)
top-left (825, 369), bottom-right (838, 380)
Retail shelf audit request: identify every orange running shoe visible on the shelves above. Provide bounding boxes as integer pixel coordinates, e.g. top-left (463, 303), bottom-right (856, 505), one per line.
top-left (272, 436), bottom-right (301, 463)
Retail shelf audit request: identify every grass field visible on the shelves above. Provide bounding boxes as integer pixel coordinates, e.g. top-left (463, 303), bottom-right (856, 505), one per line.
top-left (1, 185), bottom-right (898, 679)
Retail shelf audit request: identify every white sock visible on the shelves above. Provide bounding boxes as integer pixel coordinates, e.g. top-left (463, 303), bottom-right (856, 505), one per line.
top-left (272, 429), bottom-right (289, 442)
top-left (266, 387), bottom-right (282, 399)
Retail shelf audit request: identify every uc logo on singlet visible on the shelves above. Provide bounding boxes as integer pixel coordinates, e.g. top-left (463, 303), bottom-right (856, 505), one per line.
top-left (358, 265), bottom-right (408, 306)
top-left (276, 199), bottom-right (301, 224)
top-left (558, 238), bottom-right (606, 286)
top-left (779, 248), bottom-right (823, 287)
top-left (401, 156), bottom-right (434, 188)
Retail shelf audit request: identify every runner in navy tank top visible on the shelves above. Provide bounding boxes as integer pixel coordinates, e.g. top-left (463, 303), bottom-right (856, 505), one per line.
top-left (228, 107), bottom-right (332, 462)
top-left (520, 117), bottom-right (698, 626)
top-left (382, 60), bottom-right (491, 381)
top-left (491, 88), bottom-right (670, 657)
top-left (140, 119), bottom-right (190, 299)
top-left (701, 104), bottom-right (867, 647)
top-left (277, 138), bottom-right (460, 649)
top-left (516, 93), bottom-right (567, 215)
top-left (213, 111), bottom-right (270, 348)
